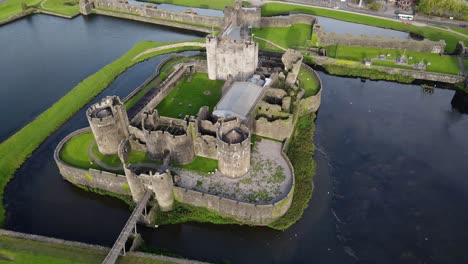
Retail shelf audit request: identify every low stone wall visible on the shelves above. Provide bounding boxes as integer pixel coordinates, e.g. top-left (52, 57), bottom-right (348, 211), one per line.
top-left (0, 9), bottom-right (34, 26)
top-left (54, 128), bottom-right (130, 195)
top-left (93, 9), bottom-right (211, 33)
top-left (298, 63), bottom-right (322, 114)
top-left (312, 55), bottom-right (464, 84)
top-left (260, 14), bottom-right (316, 27)
top-left (93, 0), bottom-right (223, 28)
top-left (314, 24), bottom-right (446, 53)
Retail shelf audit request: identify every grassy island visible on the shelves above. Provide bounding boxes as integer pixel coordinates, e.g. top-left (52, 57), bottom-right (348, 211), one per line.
top-left (137, 0), bottom-right (233, 10)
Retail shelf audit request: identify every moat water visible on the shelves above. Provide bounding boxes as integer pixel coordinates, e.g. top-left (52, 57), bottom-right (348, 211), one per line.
top-left (3, 13), bottom-right (468, 264)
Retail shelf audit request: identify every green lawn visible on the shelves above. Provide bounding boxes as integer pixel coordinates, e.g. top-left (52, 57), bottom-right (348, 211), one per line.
top-left (60, 131), bottom-right (157, 169)
top-left (0, 0), bottom-right (40, 22)
top-left (0, 235), bottom-right (176, 264)
top-left (138, 0), bottom-right (233, 10)
top-left (156, 73), bottom-right (223, 118)
top-left (261, 2), bottom-right (468, 53)
top-left (331, 45), bottom-right (460, 74)
top-left (449, 26), bottom-right (468, 36)
top-left (39, 0), bottom-right (79, 16)
top-left (173, 156), bottom-right (218, 173)
top-left (253, 24), bottom-right (312, 49)
top-left (125, 56), bottom-right (205, 110)
top-left (463, 59), bottom-right (468, 70)
top-left (297, 67), bottom-right (320, 97)
top-left (0, 39), bottom-right (204, 226)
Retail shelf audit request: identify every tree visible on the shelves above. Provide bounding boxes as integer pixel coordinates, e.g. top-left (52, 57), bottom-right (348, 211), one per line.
top-left (21, 2), bottom-right (28, 11)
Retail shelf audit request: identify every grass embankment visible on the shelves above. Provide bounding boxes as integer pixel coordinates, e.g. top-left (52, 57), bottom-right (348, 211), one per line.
top-left (0, 235), bottom-right (176, 264)
top-left (125, 55), bottom-right (205, 109)
top-left (253, 24), bottom-right (312, 50)
top-left (328, 45), bottom-right (460, 74)
top-left (298, 67), bottom-right (320, 97)
top-left (39, 0), bottom-right (79, 17)
top-left (137, 0), bottom-right (233, 10)
top-left (0, 0), bottom-right (40, 22)
top-left (268, 113), bottom-right (316, 230)
top-left (261, 2), bottom-right (468, 53)
top-left (155, 201), bottom-right (240, 225)
top-left (156, 73), bottom-right (223, 118)
top-left (0, 39), bottom-right (204, 226)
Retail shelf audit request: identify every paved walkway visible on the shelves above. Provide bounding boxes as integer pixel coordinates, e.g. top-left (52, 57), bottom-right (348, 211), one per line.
top-left (132, 42), bottom-right (206, 61)
top-left (88, 143), bottom-right (123, 171)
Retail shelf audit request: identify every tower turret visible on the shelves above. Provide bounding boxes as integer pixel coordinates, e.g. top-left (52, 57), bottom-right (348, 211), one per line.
top-left (87, 96), bottom-right (130, 155)
top-left (216, 117), bottom-right (251, 178)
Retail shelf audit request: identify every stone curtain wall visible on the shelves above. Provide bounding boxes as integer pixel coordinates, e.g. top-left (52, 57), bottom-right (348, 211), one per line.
top-left (54, 128), bottom-right (130, 195)
top-left (93, 0), bottom-right (223, 27)
top-left (131, 65), bottom-right (186, 124)
top-left (253, 116), bottom-right (294, 141)
top-left (260, 14), bottom-right (316, 27)
top-left (314, 24), bottom-right (446, 53)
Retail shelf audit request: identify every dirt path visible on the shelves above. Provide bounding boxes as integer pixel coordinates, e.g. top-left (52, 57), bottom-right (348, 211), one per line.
top-left (132, 42), bottom-right (206, 61)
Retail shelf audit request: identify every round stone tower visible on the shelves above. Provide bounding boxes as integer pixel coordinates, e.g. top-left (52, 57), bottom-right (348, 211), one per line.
top-left (87, 96), bottom-right (129, 155)
top-left (151, 171), bottom-right (174, 211)
top-left (216, 118), bottom-right (251, 178)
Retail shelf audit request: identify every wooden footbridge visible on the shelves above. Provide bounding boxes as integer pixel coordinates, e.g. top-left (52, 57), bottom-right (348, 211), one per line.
top-left (102, 190), bottom-right (152, 264)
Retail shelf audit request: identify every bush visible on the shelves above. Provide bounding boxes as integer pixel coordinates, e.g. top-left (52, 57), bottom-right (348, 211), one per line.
top-left (367, 2), bottom-right (381, 11)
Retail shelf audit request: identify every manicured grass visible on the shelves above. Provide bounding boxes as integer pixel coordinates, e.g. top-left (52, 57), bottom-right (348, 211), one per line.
top-left (155, 201), bottom-right (240, 225)
top-left (449, 26), bottom-right (468, 36)
top-left (269, 113), bottom-right (316, 230)
top-left (0, 235), bottom-right (175, 264)
top-left (139, 0), bottom-right (233, 10)
top-left (125, 55), bottom-right (205, 109)
top-left (297, 67), bottom-right (320, 97)
top-left (156, 73), bottom-right (223, 118)
top-left (261, 2), bottom-right (468, 53)
top-left (0, 39), bottom-right (204, 226)
top-left (253, 24), bottom-right (312, 49)
top-left (173, 156), bottom-right (218, 173)
top-left (331, 45), bottom-right (460, 74)
top-left (0, 0), bottom-right (41, 22)
top-left (60, 132), bottom-right (102, 170)
top-left (60, 131), bottom-right (156, 169)
top-left (39, 0), bottom-right (79, 16)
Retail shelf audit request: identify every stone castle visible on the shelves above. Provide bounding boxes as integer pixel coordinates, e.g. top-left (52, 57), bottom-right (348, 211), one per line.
top-left (56, 0), bottom-right (323, 224)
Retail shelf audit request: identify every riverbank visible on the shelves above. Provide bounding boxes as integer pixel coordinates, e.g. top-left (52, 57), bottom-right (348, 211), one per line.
top-left (0, 229), bottom-right (205, 263)
top-left (0, 40), bottom-right (204, 226)
top-left (0, 0), bottom-right (80, 25)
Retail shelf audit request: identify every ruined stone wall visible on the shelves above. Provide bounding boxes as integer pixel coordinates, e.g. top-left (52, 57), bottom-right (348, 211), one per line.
top-left (314, 24), bottom-right (446, 53)
top-left (93, 0), bottom-right (223, 27)
top-left (143, 130), bottom-right (195, 164)
top-left (298, 63), bottom-right (322, 114)
top-left (131, 65), bottom-right (186, 124)
top-left (253, 116), bottom-right (293, 140)
top-left (224, 4), bottom-right (261, 27)
top-left (260, 14), bottom-right (315, 27)
top-left (206, 36), bottom-right (259, 81)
